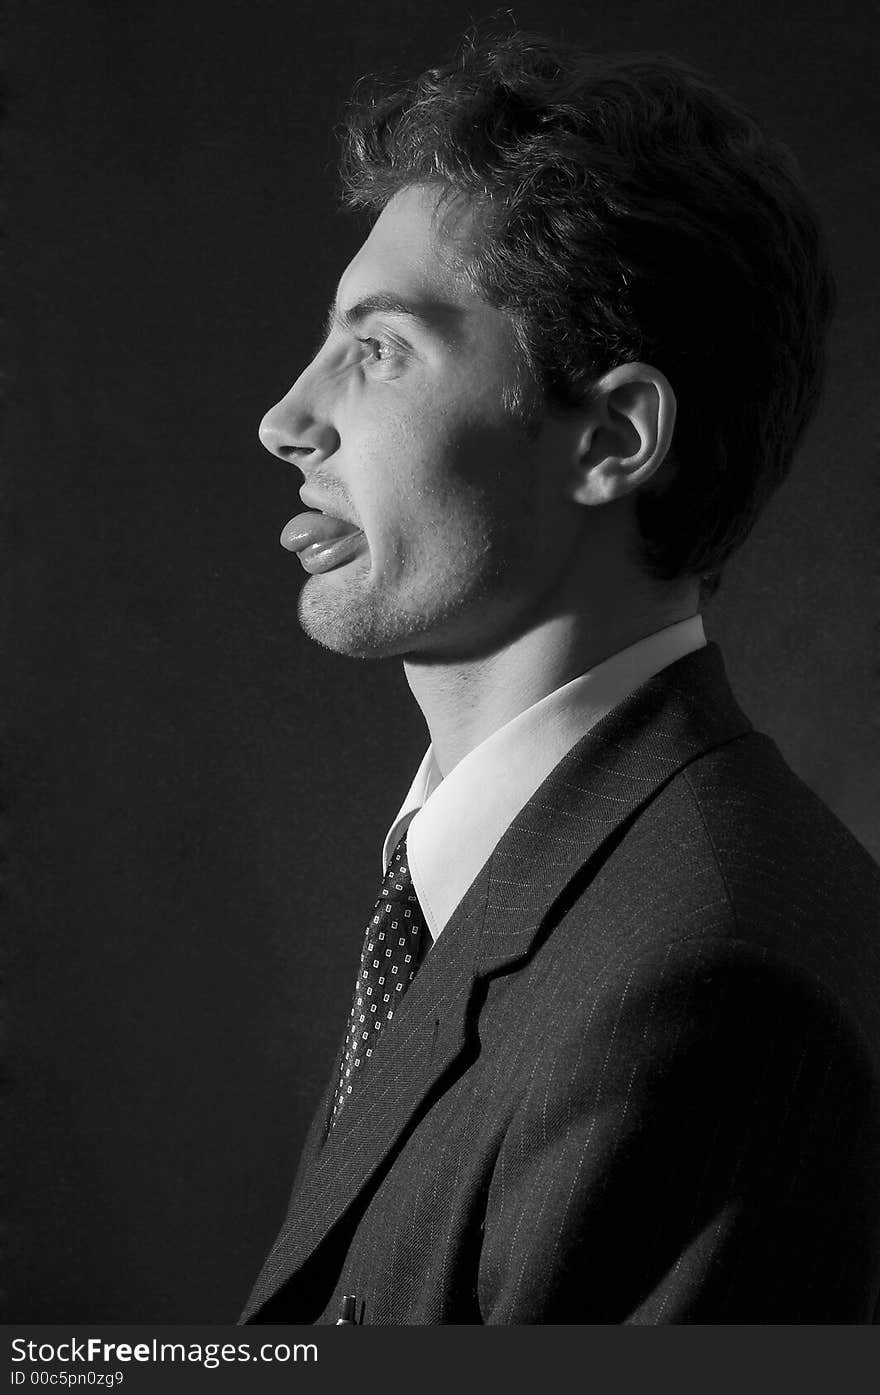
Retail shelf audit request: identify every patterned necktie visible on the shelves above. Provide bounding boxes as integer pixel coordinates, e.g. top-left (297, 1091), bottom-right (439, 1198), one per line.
top-left (330, 832), bottom-right (430, 1127)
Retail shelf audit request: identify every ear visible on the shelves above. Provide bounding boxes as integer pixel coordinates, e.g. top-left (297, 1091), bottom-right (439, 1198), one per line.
top-left (569, 362), bottom-right (676, 506)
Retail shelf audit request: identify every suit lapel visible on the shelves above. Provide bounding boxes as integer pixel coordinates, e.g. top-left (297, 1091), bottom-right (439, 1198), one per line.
top-left (241, 643), bottom-right (751, 1320)
top-left (241, 864), bottom-right (492, 1320)
top-left (474, 641), bottom-right (752, 970)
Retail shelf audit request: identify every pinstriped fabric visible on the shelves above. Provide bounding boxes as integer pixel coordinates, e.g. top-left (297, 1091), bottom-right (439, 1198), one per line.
top-left (241, 867), bottom-right (493, 1309)
top-left (241, 645), bottom-right (880, 1325)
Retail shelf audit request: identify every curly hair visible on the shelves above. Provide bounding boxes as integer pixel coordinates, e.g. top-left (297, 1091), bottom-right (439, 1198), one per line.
top-left (340, 30), bottom-right (836, 592)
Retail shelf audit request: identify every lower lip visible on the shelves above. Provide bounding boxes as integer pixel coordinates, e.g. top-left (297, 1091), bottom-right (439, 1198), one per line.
top-left (297, 530), bottom-right (367, 574)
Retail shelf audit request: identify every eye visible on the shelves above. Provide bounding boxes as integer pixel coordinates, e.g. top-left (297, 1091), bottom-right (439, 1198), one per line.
top-left (356, 335), bottom-right (396, 362)
top-left (352, 333), bottom-right (408, 378)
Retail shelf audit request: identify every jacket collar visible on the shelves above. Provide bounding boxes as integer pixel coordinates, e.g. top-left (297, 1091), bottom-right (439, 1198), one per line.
top-left (240, 642), bottom-right (751, 1320)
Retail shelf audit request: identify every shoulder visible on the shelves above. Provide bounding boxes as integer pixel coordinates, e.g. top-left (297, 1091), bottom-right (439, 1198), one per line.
top-left (557, 727), bottom-right (880, 1052)
top-left (681, 727), bottom-right (878, 893)
top-left (675, 730), bottom-right (878, 961)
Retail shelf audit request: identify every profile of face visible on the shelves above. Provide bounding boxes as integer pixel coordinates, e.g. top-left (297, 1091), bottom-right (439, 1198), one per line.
top-left (258, 185), bottom-right (667, 662)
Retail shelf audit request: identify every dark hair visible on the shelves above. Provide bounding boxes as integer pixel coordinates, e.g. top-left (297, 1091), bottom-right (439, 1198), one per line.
top-left (340, 30), bottom-right (836, 591)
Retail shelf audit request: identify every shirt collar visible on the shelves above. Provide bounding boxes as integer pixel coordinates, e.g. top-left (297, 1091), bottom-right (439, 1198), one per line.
top-left (383, 616), bottom-right (706, 943)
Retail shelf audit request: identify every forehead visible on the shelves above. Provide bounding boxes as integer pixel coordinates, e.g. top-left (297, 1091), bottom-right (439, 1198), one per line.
top-left (336, 184), bottom-right (477, 310)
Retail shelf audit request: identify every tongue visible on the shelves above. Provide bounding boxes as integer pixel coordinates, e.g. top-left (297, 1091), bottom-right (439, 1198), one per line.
top-left (282, 510), bottom-right (361, 552)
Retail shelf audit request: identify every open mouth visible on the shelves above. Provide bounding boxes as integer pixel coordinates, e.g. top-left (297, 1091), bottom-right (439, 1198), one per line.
top-left (280, 510), bottom-right (367, 574)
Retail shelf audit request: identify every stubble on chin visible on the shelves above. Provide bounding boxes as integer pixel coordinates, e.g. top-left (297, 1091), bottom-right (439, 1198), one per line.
top-left (295, 551), bottom-right (519, 664)
top-left (296, 572), bottom-right (416, 660)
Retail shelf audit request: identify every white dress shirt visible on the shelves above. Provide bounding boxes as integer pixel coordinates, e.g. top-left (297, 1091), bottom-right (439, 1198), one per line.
top-left (382, 616), bottom-right (707, 943)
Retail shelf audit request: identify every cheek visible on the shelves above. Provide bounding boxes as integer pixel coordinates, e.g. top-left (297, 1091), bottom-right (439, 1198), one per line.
top-left (348, 404), bottom-right (453, 519)
top-left (345, 397), bottom-right (542, 569)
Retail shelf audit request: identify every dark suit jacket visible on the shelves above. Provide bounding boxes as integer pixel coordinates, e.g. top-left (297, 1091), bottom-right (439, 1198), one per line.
top-left (241, 644), bottom-right (880, 1323)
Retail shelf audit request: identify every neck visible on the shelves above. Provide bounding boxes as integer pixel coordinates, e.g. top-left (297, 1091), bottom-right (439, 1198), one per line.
top-left (404, 585), bottom-right (700, 778)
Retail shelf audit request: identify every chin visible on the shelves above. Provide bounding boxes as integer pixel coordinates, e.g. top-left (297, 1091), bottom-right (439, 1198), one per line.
top-left (296, 579), bottom-right (418, 661)
top-left (294, 555), bottom-right (518, 662)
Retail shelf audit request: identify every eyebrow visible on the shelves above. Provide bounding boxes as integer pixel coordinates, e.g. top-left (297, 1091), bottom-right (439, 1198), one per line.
top-left (322, 291), bottom-right (463, 342)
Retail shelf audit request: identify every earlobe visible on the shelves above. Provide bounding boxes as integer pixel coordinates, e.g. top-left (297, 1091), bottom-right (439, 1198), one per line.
top-left (570, 362), bottom-right (677, 506)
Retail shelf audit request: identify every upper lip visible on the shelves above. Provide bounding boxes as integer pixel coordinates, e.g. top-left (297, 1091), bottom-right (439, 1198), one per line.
top-left (297, 486), bottom-right (357, 527)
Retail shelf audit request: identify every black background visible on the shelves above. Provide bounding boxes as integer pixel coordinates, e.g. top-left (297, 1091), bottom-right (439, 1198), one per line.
top-left (6, 0), bottom-right (878, 1321)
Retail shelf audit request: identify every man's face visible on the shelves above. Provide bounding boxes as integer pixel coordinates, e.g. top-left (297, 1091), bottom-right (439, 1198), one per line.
top-left (259, 184), bottom-right (583, 661)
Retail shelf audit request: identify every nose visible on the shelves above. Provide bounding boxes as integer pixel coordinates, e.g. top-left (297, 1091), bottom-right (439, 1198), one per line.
top-left (258, 370), bottom-right (340, 469)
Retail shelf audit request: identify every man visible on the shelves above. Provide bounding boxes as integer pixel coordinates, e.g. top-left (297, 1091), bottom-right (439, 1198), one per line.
top-left (241, 33), bottom-right (880, 1323)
